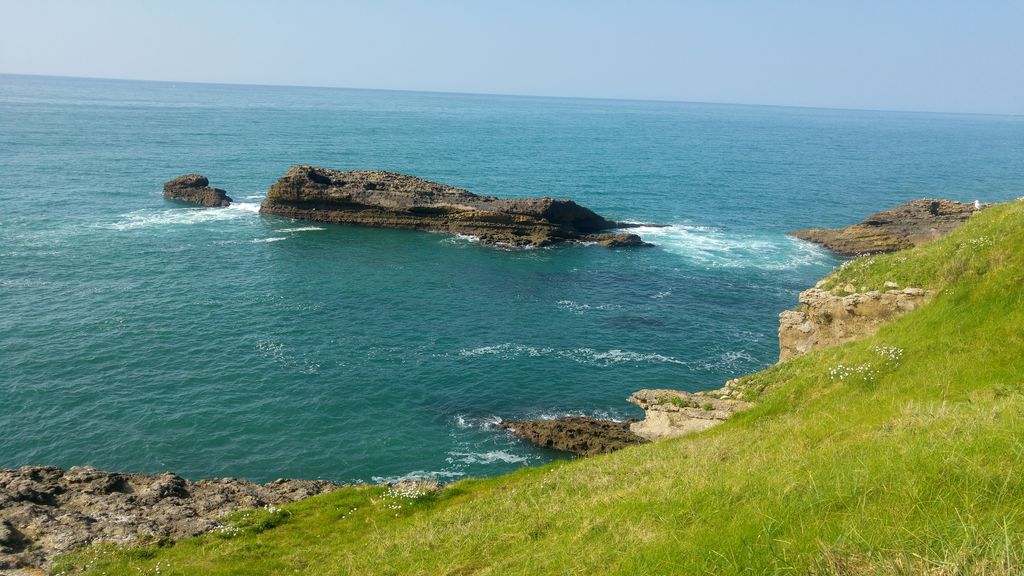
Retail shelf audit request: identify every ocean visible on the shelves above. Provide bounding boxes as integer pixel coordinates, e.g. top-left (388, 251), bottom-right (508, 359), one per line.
top-left (2, 74), bottom-right (1022, 483)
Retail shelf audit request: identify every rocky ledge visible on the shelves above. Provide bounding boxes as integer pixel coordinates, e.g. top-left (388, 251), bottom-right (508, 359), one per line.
top-left (0, 466), bottom-right (338, 572)
top-left (259, 166), bottom-right (650, 248)
top-left (163, 174), bottom-right (233, 207)
top-left (501, 391), bottom-right (756, 455)
top-left (627, 390), bottom-right (754, 441)
top-left (499, 417), bottom-right (648, 456)
top-left (790, 199), bottom-right (979, 256)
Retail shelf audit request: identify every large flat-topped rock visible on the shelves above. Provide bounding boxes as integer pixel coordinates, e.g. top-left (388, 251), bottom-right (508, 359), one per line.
top-left (259, 166), bottom-right (650, 248)
top-left (790, 199), bottom-right (979, 256)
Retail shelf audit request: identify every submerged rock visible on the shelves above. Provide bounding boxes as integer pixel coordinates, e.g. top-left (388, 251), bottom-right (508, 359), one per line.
top-left (789, 199), bottom-right (979, 256)
top-left (500, 416), bottom-right (648, 456)
top-left (778, 286), bottom-right (931, 362)
top-left (626, 390), bottom-right (753, 441)
top-left (259, 166), bottom-right (651, 248)
top-left (163, 173), bottom-right (233, 207)
top-left (0, 465), bottom-right (338, 571)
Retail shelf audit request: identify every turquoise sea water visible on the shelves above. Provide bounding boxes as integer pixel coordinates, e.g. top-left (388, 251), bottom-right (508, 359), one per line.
top-left (2, 74), bottom-right (1022, 483)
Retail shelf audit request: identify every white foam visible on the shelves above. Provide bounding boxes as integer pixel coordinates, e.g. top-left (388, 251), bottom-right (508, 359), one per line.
top-left (446, 451), bottom-right (530, 465)
top-left (555, 300), bottom-right (621, 314)
top-left (229, 202), bottom-right (262, 214)
top-left (276, 226), bottom-right (325, 233)
top-left (456, 342), bottom-right (765, 372)
top-left (371, 470), bottom-right (467, 484)
top-left (453, 415), bottom-right (503, 430)
top-left (629, 224), bottom-right (831, 270)
top-left (102, 202), bottom-right (261, 231)
top-left (457, 343), bottom-right (687, 366)
top-left (529, 410), bottom-right (623, 422)
top-left (250, 237), bottom-right (288, 243)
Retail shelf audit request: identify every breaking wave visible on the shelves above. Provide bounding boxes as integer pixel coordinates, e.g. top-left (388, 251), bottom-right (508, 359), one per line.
top-left (626, 223), bottom-right (831, 270)
top-left (102, 202), bottom-right (261, 230)
top-left (457, 342), bottom-right (760, 372)
top-left (446, 450), bottom-right (530, 465)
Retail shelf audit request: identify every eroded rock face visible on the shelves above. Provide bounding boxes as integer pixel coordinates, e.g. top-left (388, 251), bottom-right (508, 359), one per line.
top-left (259, 166), bottom-right (650, 248)
top-left (163, 173), bottom-right (233, 207)
top-left (790, 199), bottom-right (979, 256)
top-left (778, 287), bottom-right (930, 362)
top-left (0, 466), bottom-right (338, 571)
top-left (500, 416), bottom-right (648, 456)
top-left (627, 390), bottom-right (753, 441)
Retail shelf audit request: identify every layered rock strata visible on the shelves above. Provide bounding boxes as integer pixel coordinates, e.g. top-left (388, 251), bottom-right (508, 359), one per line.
top-left (790, 199), bottom-right (979, 256)
top-left (163, 174), bottom-right (232, 207)
top-left (0, 466), bottom-right (338, 571)
top-left (778, 286), bottom-right (930, 362)
top-left (259, 166), bottom-right (649, 248)
top-left (499, 416), bottom-right (648, 456)
top-left (626, 390), bottom-right (754, 441)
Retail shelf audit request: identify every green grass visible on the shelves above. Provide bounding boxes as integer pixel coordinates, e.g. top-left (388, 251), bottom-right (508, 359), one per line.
top-left (55, 201), bottom-right (1024, 575)
top-left (658, 394), bottom-right (701, 409)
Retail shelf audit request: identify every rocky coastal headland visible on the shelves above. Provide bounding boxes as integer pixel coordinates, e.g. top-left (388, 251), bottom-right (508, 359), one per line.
top-left (162, 174), bottom-right (233, 207)
top-left (259, 166), bottom-right (650, 248)
top-left (789, 198), bottom-right (980, 256)
top-left (4, 196), bottom-right (986, 571)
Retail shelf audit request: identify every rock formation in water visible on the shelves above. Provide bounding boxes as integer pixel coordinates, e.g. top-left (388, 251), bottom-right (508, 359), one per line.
top-left (0, 466), bottom-right (338, 571)
top-left (163, 174), bottom-right (233, 207)
top-left (499, 416), bottom-right (648, 456)
top-left (778, 286), bottom-right (930, 362)
top-left (790, 199), bottom-right (979, 256)
top-left (259, 166), bottom-right (650, 248)
top-left (626, 390), bottom-right (753, 441)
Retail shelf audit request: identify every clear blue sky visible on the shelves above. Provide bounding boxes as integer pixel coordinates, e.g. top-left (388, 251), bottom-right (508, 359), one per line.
top-left (2, 0), bottom-right (1022, 114)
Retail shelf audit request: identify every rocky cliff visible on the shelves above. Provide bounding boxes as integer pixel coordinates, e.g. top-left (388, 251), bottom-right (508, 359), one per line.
top-left (163, 174), bottom-right (233, 207)
top-left (790, 199), bottom-right (979, 256)
top-left (0, 466), bottom-right (338, 571)
top-left (259, 166), bottom-right (649, 248)
top-left (778, 286), bottom-right (930, 362)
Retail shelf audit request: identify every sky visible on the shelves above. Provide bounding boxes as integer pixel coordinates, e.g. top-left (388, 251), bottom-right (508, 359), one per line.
top-left (1, 0), bottom-right (1022, 115)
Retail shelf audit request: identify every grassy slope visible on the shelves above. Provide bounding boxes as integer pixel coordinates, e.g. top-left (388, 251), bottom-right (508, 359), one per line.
top-left (57, 202), bottom-right (1024, 576)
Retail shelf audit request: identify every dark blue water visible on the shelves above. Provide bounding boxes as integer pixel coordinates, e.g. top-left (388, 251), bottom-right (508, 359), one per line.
top-left (2, 74), bottom-right (1022, 483)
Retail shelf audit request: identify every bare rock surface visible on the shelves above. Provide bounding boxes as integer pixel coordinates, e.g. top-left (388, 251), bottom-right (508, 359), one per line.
top-left (0, 466), bottom-right (338, 572)
top-left (790, 199), bottom-right (979, 256)
top-left (627, 390), bottom-right (754, 441)
top-left (259, 166), bottom-right (651, 248)
top-left (778, 286), bottom-right (931, 362)
top-left (500, 416), bottom-right (648, 456)
top-left (163, 173), bottom-right (233, 207)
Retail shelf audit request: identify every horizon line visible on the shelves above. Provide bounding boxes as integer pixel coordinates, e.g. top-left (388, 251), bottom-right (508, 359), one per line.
top-left (2, 71), bottom-right (1021, 119)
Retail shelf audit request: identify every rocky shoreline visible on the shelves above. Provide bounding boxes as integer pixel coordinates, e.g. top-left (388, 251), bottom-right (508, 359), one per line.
top-left (0, 466), bottom-right (339, 572)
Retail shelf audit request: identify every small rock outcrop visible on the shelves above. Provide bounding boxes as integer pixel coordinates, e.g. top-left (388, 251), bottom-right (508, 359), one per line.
top-left (163, 174), bottom-right (233, 207)
top-left (626, 390), bottom-right (753, 441)
top-left (259, 166), bottom-right (650, 248)
top-left (790, 199), bottom-right (979, 256)
top-left (500, 416), bottom-right (648, 456)
top-left (0, 466), bottom-right (338, 571)
top-left (778, 286), bottom-right (930, 362)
